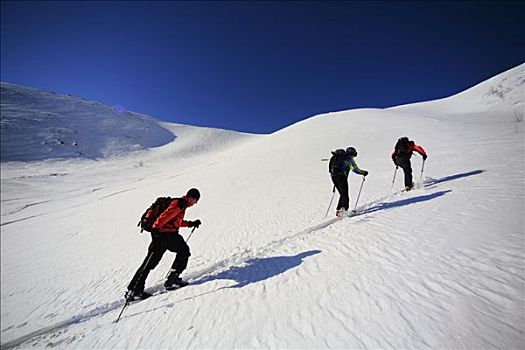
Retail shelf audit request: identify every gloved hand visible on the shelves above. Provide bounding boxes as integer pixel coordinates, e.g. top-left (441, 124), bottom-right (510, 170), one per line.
top-left (362, 171), bottom-right (368, 177)
top-left (423, 154), bottom-right (428, 161)
top-left (188, 219), bottom-right (201, 228)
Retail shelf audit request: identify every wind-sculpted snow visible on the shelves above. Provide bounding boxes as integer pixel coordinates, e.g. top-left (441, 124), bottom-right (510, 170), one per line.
top-left (0, 179), bottom-right (460, 349)
top-left (1, 64), bottom-right (523, 349)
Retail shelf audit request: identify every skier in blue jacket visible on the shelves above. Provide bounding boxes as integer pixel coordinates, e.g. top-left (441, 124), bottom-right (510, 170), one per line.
top-left (328, 147), bottom-right (368, 217)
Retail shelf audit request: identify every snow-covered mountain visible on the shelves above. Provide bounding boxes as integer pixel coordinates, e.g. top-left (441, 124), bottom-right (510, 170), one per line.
top-left (391, 63), bottom-right (524, 114)
top-left (1, 64), bottom-right (524, 349)
top-left (0, 82), bottom-right (179, 162)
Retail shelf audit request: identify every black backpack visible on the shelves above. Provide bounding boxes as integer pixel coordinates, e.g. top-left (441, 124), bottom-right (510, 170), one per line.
top-left (394, 137), bottom-right (410, 154)
top-left (137, 197), bottom-right (175, 233)
top-left (329, 149), bottom-right (347, 175)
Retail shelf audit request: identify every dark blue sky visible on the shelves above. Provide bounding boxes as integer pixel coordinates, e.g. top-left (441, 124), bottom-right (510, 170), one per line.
top-left (1, 1), bottom-right (524, 133)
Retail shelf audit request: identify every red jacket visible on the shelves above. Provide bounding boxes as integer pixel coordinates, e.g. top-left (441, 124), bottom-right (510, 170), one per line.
top-left (152, 196), bottom-right (190, 233)
top-left (408, 143), bottom-right (427, 157)
top-left (392, 142), bottom-right (427, 162)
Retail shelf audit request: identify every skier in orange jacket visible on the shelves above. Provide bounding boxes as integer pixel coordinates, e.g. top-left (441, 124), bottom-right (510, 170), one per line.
top-left (126, 188), bottom-right (201, 301)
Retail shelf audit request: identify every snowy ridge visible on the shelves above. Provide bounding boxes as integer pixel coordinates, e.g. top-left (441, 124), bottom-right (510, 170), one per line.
top-left (1, 64), bottom-right (524, 348)
top-left (0, 82), bottom-right (253, 162)
top-left (390, 63), bottom-right (525, 114)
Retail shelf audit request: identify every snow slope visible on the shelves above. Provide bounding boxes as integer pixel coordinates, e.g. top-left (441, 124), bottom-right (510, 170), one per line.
top-left (1, 64), bottom-right (524, 349)
top-left (390, 64), bottom-right (525, 115)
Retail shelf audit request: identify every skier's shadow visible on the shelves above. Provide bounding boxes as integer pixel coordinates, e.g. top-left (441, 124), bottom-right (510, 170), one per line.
top-left (192, 250), bottom-right (321, 289)
top-left (424, 169), bottom-right (485, 187)
top-left (355, 170), bottom-right (485, 217)
top-left (357, 190), bottom-right (451, 216)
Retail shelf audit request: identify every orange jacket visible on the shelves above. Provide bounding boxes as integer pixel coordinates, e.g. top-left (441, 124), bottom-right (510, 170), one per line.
top-left (152, 196), bottom-right (190, 233)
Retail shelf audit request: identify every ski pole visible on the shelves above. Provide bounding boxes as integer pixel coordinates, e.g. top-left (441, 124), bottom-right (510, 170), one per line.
top-left (115, 298), bottom-right (130, 323)
top-left (420, 159), bottom-right (425, 181)
top-left (354, 177), bottom-right (365, 211)
top-left (186, 226), bottom-right (197, 242)
top-left (390, 166), bottom-right (398, 191)
top-left (324, 185), bottom-right (336, 218)
top-left (116, 250), bottom-right (155, 323)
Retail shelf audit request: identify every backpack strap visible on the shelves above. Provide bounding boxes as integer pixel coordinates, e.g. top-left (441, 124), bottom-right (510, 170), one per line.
top-left (175, 198), bottom-right (187, 209)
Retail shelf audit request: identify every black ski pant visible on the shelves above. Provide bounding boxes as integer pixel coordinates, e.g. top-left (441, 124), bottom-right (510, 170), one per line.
top-left (396, 156), bottom-right (413, 188)
top-left (127, 231), bottom-right (191, 293)
top-left (332, 173), bottom-right (349, 211)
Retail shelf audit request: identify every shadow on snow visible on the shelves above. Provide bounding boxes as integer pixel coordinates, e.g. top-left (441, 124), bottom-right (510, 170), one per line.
top-left (357, 190), bottom-right (452, 216)
top-left (352, 170), bottom-right (485, 218)
top-left (424, 169), bottom-right (485, 187)
top-left (192, 250), bottom-right (322, 288)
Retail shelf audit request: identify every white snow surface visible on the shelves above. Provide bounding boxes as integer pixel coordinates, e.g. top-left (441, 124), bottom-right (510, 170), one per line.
top-left (1, 64), bottom-right (524, 349)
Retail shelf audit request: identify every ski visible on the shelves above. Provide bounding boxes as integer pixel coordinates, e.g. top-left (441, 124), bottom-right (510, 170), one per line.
top-left (132, 283), bottom-right (189, 303)
top-left (115, 284), bottom-right (189, 322)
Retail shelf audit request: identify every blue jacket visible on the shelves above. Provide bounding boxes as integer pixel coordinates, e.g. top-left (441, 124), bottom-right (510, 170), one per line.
top-left (329, 153), bottom-right (367, 177)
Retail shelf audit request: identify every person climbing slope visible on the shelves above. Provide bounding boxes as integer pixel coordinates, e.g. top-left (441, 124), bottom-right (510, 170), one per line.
top-left (391, 137), bottom-right (427, 191)
top-left (329, 147), bottom-right (368, 217)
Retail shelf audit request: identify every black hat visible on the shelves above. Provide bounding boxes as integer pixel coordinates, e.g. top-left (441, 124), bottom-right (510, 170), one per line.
top-left (346, 147), bottom-right (357, 157)
top-left (186, 188), bottom-right (201, 201)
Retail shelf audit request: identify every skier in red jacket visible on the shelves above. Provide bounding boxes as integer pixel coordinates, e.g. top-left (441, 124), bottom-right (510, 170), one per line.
top-left (126, 188), bottom-right (201, 301)
top-left (392, 137), bottom-right (427, 191)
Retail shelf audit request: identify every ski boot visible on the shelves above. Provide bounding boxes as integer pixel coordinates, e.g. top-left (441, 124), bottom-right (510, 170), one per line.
top-left (125, 289), bottom-right (152, 302)
top-left (164, 270), bottom-right (189, 290)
